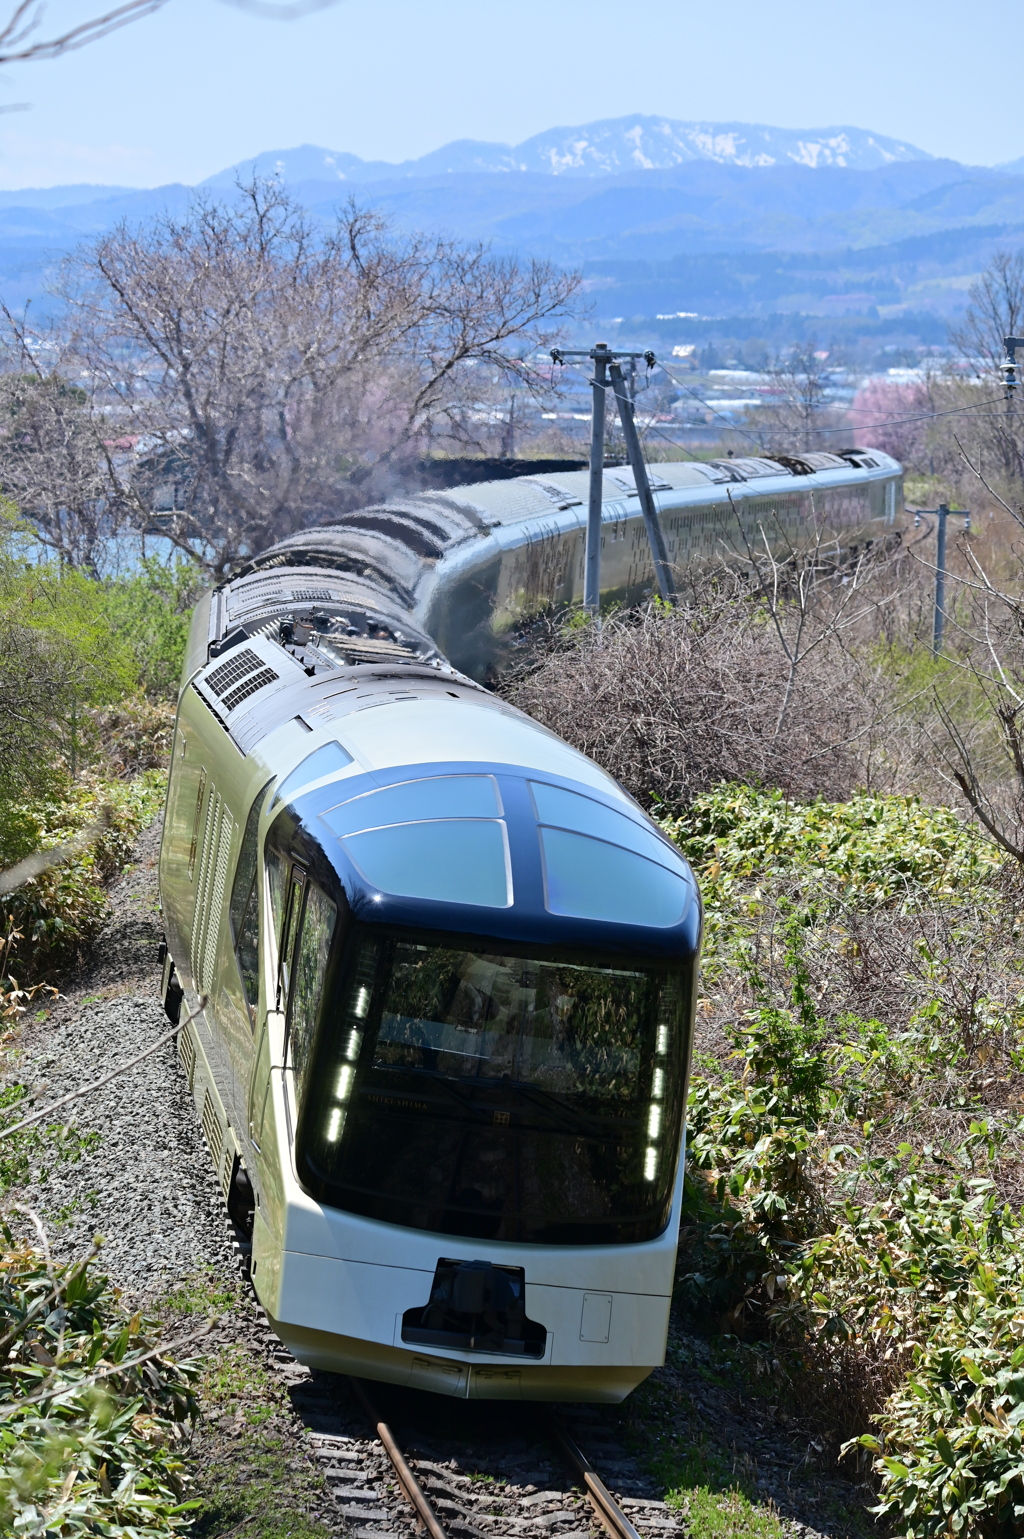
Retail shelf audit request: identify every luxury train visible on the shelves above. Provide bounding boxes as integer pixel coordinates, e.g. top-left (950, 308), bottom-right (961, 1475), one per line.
top-left (158, 447), bottom-right (901, 1400)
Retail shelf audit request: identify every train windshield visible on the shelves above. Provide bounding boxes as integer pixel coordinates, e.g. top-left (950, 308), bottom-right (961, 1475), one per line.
top-left (295, 932), bottom-right (692, 1245)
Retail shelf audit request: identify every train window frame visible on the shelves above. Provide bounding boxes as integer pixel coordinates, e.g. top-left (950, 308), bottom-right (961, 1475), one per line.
top-left (284, 879), bottom-right (337, 1106)
top-left (277, 864), bottom-right (307, 1013)
top-left (228, 780), bottom-right (272, 1028)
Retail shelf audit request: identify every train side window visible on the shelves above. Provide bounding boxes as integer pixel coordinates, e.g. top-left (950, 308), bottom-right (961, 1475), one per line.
top-left (266, 848), bottom-right (287, 942)
top-left (286, 882), bottom-right (337, 1103)
top-left (278, 866), bottom-right (306, 1010)
top-left (229, 782), bottom-right (272, 1026)
top-left (229, 781), bottom-right (272, 940)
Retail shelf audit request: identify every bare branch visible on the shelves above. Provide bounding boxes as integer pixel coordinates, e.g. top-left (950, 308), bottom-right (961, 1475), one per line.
top-left (0, 0), bottom-right (169, 65)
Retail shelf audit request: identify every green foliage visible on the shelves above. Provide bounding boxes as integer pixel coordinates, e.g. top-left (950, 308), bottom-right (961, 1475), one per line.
top-left (101, 555), bottom-right (203, 700)
top-left (822, 1182), bottom-right (1024, 1539)
top-left (0, 1234), bottom-right (200, 1536)
top-left (662, 785), bottom-right (1024, 1535)
top-left (0, 770), bottom-right (166, 997)
top-left (0, 513), bottom-right (138, 797)
top-left (664, 784), bottom-right (1001, 908)
top-left (660, 1443), bottom-right (788, 1539)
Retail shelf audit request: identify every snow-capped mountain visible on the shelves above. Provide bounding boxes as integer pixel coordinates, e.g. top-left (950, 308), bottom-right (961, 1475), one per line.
top-left (202, 116), bottom-right (932, 188)
top-left (490, 117), bottom-right (931, 175)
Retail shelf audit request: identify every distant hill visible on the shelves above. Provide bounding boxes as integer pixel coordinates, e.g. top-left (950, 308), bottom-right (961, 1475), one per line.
top-left (0, 115), bottom-right (1016, 341)
top-left (202, 117), bottom-right (933, 187)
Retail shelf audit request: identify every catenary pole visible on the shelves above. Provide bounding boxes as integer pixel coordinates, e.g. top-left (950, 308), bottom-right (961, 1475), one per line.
top-left (585, 344), bottom-right (610, 612)
top-left (914, 503), bottom-right (970, 656)
top-left (607, 358), bottom-right (677, 603)
top-left (933, 502), bottom-right (948, 656)
top-left (551, 343), bottom-right (676, 609)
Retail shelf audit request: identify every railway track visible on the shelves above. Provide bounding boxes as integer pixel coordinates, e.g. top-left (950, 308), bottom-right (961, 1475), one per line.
top-left (278, 1353), bottom-right (688, 1539)
top-left (205, 1064), bottom-right (689, 1539)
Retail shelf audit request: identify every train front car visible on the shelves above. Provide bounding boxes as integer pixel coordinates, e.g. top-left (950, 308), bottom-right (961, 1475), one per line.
top-left (261, 704), bottom-right (698, 1400)
top-left (160, 592), bottom-right (701, 1403)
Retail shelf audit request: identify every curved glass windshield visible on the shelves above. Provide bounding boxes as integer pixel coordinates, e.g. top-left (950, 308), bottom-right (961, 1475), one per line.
top-left (295, 932), bottom-right (692, 1245)
top-left (540, 827), bottom-right (690, 927)
top-left (322, 775), bottom-right (502, 836)
top-left (343, 820), bottom-right (512, 907)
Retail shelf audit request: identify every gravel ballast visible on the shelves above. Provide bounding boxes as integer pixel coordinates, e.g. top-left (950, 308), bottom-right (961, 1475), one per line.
top-left (5, 814), bottom-right (234, 1298)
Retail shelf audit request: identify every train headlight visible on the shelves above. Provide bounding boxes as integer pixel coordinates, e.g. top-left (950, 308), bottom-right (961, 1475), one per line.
top-left (323, 1025), bottom-right (364, 1144)
top-left (644, 1023), bottom-right (670, 1181)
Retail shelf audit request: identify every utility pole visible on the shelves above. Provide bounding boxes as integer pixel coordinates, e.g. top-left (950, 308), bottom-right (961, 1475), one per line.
top-left (551, 344), bottom-right (676, 609)
top-left (586, 344), bottom-right (609, 610)
top-left (502, 390), bottom-right (517, 460)
top-left (607, 356), bottom-right (677, 603)
top-left (914, 503), bottom-right (971, 655)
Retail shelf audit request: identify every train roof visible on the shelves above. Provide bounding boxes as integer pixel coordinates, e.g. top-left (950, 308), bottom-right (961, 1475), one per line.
top-left (224, 448), bottom-right (900, 598)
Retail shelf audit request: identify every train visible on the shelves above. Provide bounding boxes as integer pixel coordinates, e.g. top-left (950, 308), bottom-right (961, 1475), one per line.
top-left (158, 445), bottom-right (902, 1401)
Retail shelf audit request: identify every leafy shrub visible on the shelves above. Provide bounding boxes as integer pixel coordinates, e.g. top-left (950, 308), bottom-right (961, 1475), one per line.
top-left (0, 771), bottom-right (166, 994)
top-left (664, 785), bottom-right (1002, 907)
top-left (664, 784), bottom-right (1024, 1532)
top-left (0, 1233), bottom-right (200, 1536)
top-left (0, 517), bottom-right (139, 797)
top-left (100, 555), bottom-right (203, 701)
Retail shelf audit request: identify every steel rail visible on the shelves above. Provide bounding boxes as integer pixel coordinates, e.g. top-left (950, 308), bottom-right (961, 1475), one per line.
top-left (546, 1414), bottom-right (644, 1539)
top-left (349, 1377), bottom-right (448, 1539)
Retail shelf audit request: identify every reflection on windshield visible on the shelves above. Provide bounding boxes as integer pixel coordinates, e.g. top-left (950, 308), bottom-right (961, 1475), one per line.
top-left (296, 933), bottom-right (693, 1245)
top-left (374, 946), bottom-right (642, 1094)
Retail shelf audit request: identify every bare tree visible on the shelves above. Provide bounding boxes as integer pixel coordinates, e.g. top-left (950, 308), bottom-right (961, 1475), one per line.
top-left (0, 316), bottom-right (125, 569)
top-left (0, 0), bottom-right (167, 67)
top-left (506, 585), bottom-right (880, 813)
top-left (948, 249), bottom-right (1024, 486)
top-left (13, 183), bottom-right (580, 572)
top-left (749, 342), bottom-right (848, 455)
top-left (721, 490), bottom-right (891, 738)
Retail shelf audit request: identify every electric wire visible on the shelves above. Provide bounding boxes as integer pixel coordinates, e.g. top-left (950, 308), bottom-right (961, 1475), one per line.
top-left (655, 360), bottom-right (1009, 438)
top-left (551, 353), bottom-right (1021, 465)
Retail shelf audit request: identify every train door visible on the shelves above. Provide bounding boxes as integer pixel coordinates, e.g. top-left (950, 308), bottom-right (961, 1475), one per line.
top-left (247, 853), bottom-right (303, 1152)
top-left (217, 780), bottom-right (272, 1136)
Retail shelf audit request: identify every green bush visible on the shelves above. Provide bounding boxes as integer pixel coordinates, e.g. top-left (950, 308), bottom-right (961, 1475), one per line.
top-left (0, 1232), bottom-right (200, 1536)
top-left (663, 785), bottom-right (1024, 1534)
top-left (101, 555), bottom-right (203, 701)
top-left (0, 515), bottom-right (138, 796)
top-left (0, 771), bottom-right (166, 1000)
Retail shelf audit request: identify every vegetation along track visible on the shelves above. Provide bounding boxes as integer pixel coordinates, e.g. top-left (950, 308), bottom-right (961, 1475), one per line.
top-left (7, 811), bottom-right (839, 1538)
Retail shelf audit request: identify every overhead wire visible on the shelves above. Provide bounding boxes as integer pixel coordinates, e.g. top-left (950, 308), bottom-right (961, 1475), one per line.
top-left (550, 352), bottom-right (1019, 461)
top-left (552, 358), bottom-right (765, 456)
top-left (654, 360), bottom-right (1010, 438)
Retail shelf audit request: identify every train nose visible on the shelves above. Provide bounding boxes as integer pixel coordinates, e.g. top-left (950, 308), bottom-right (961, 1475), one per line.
top-left (402, 1257), bottom-right (548, 1357)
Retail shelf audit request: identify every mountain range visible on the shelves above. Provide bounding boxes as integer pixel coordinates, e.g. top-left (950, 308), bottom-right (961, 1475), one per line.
top-left (0, 115), bottom-right (1021, 347)
top-left (199, 118), bottom-right (932, 183)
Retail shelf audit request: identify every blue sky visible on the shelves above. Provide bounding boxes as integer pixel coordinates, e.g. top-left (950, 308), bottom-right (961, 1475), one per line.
top-left (0, 0), bottom-right (1018, 188)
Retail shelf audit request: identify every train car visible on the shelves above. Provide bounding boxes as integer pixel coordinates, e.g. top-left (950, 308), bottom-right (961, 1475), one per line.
top-left (159, 446), bottom-right (900, 1401)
